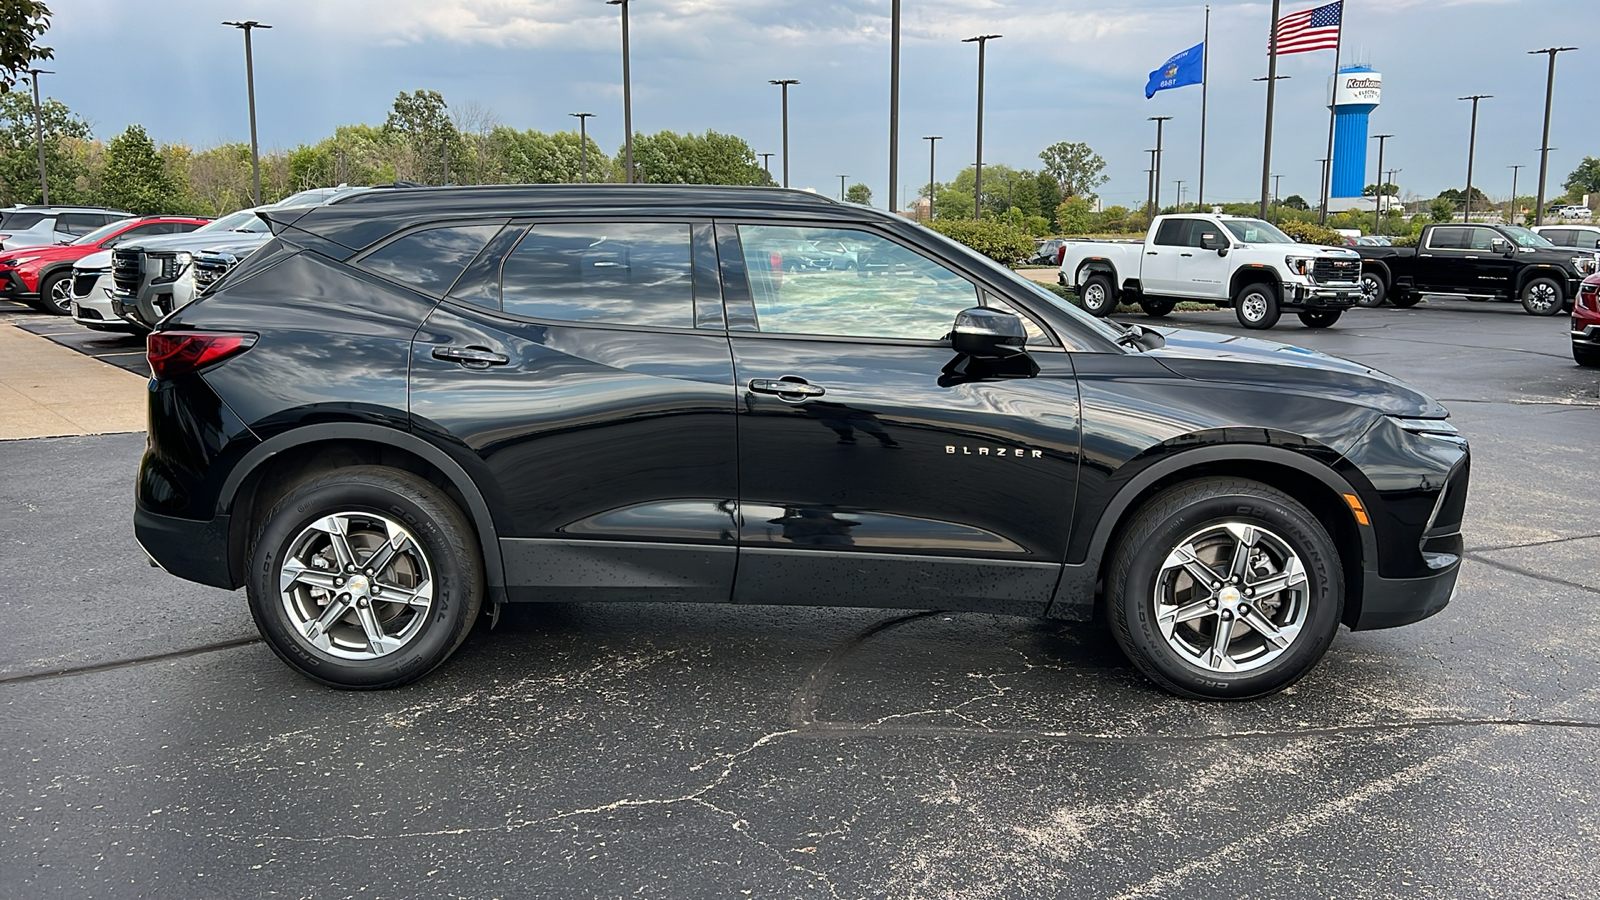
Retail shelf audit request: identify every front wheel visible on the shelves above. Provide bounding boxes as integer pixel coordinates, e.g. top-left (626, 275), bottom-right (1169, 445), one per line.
top-left (1357, 271), bottom-right (1387, 308)
top-left (1576, 343), bottom-right (1600, 368)
top-left (1234, 283), bottom-right (1282, 329)
top-left (34, 271), bottom-right (73, 315)
top-left (1080, 273), bottom-right (1117, 317)
top-left (1138, 298), bottom-right (1176, 317)
top-left (247, 466), bottom-right (485, 689)
top-left (1297, 309), bottom-right (1343, 328)
top-left (1106, 478), bottom-right (1344, 700)
top-left (1520, 277), bottom-right (1564, 316)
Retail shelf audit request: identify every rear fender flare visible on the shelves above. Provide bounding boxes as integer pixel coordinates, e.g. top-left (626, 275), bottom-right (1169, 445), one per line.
top-left (1075, 259), bottom-right (1119, 291)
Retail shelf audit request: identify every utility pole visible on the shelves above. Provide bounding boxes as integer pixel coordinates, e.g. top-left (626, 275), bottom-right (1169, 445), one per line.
top-left (607, 0), bottom-right (635, 183)
top-left (1149, 116), bottom-right (1172, 214)
top-left (1259, 0), bottom-right (1283, 219)
top-left (769, 79), bottom-right (799, 188)
top-left (26, 67), bottom-right (51, 204)
top-left (1371, 133), bottom-right (1392, 234)
top-left (923, 135), bottom-right (942, 223)
top-left (223, 20), bottom-right (272, 206)
top-left (1272, 173), bottom-right (1283, 221)
top-left (839, 175), bottom-right (848, 200)
top-left (888, 0), bottom-right (900, 212)
top-left (962, 34), bottom-right (1001, 220)
top-left (1316, 158), bottom-right (1329, 218)
top-left (759, 152), bottom-right (774, 180)
top-left (1175, 179), bottom-right (1185, 210)
top-left (1459, 95), bottom-right (1491, 223)
top-left (1528, 46), bottom-right (1577, 225)
top-left (1507, 164), bottom-right (1524, 224)
top-left (569, 113), bottom-right (595, 183)
top-left (1145, 149), bottom-right (1158, 220)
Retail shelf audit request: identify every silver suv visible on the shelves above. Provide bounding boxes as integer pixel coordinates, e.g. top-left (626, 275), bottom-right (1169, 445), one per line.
top-left (0, 206), bottom-right (131, 250)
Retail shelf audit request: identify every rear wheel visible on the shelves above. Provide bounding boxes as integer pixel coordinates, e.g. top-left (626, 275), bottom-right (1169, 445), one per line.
top-left (1357, 271), bottom-right (1387, 308)
top-left (1080, 273), bottom-right (1117, 317)
top-left (1138, 298), bottom-right (1176, 317)
top-left (1389, 290), bottom-right (1421, 309)
top-left (1520, 277), bottom-right (1564, 316)
top-left (1234, 282), bottom-right (1282, 329)
top-left (247, 466), bottom-right (484, 689)
top-left (1107, 478), bottom-right (1344, 700)
top-left (1297, 309), bottom-right (1343, 328)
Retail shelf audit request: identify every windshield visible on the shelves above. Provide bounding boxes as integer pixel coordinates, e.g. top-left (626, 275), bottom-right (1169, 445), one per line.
top-left (915, 224), bottom-right (1130, 349)
top-left (197, 209), bottom-right (269, 233)
top-left (1500, 224), bottom-right (1557, 249)
top-left (1221, 219), bottom-right (1295, 244)
top-left (72, 219), bottom-right (135, 246)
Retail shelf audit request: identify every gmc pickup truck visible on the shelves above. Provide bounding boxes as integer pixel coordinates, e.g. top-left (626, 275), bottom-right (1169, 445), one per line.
top-left (1354, 222), bottom-right (1600, 316)
top-left (1058, 214), bottom-right (1363, 330)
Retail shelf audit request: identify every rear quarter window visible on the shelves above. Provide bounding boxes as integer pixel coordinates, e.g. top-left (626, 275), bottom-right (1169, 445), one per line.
top-left (357, 224), bottom-right (502, 297)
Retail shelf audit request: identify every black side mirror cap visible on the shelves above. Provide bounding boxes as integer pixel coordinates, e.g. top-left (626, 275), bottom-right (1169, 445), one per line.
top-left (1199, 231), bottom-right (1227, 252)
top-left (951, 307), bottom-right (1027, 357)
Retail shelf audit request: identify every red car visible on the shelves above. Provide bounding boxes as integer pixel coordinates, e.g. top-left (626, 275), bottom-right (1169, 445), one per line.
top-left (1574, 272), bottom-right (1600, 367)
top-left (0, 215), bottom-right (210, 315)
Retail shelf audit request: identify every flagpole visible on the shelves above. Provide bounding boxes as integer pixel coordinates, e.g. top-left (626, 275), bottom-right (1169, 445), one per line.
top-left (1198, 4), bottom-right (1209, 210)
top-left (1261, 0), bottom-right (1281, 219)
top-left (1318, 1), bottom-right (1345, 225)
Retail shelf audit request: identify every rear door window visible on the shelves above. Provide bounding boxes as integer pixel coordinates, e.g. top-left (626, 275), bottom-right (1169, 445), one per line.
top-left (56, 213), bottom-right (101, 236)
top-left (358, 224), bottom-right (502, 297)
top-left (1153, 219), bottom-right (1194, 246)
top-left (500, 222), bottom-right (696, 328)
top-left (1, 212), bottom-right (45, 230)
top-left (1426, 227), bottom-right (1468, 250)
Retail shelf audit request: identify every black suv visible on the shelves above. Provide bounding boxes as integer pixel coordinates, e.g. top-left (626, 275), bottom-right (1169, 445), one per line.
top-left (136, 185), bottom-right (1470, 700)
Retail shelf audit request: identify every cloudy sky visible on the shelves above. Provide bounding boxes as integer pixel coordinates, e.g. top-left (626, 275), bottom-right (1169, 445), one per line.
top-left (45, 0), bottom-right (1597, 210)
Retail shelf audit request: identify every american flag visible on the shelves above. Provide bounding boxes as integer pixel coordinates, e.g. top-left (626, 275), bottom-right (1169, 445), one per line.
top-left (1274, 1), bottom-right (1342, 55)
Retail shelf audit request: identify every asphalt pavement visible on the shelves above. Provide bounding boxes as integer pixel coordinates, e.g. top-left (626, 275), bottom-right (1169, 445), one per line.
top-left (2, 297), bottom-right (1598, 899)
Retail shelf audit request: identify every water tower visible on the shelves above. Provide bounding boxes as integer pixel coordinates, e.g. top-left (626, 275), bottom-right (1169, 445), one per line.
top-left (1329, 65), bottom-right (1383, 207)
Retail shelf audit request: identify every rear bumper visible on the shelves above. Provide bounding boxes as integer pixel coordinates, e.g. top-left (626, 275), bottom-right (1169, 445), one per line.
top-left (1353, 563), bottom-right (1458, 630)
top-left (134, 505), bottom-right (236, 590)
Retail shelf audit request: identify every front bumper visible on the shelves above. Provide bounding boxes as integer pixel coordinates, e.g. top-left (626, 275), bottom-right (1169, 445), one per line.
top-left (1289, 282), bottom-right (1362, 309)
top-left (1572, 322), bottom-right (1600, 350)
top-left (134, 505), bottom-right (235, 590)
top-left (1354, 564), bottom-right (1458, 630)
top-left (1, 269), bottom-right (36, 300)
top-left (71, 274), bottom-right (143, 332)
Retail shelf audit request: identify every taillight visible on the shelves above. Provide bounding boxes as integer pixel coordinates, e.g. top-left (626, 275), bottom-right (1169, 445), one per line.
top-left (1056, 245), bottom-right (1067, 265)
top-left (147, 331), bottom-right (256, 379)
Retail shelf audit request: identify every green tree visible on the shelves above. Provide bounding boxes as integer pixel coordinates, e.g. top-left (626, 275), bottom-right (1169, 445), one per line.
top-left (629, 130), bottom-right (767, 186)
top-left (1035, 172), bottom-right (1062, 229)
top-left (1436, 186), bottom-right (1490, 211)
top-left (844, 182), bottom-right (872, 205)
top-left (98, 125), bottom-right (181, 214)
top-left (0, 0), bottom-right (51, 94)
top-left (1563, 156), bottom-right (1600, 197)
top-left (1281, 194), bottom-right (1310, 211)
top-left (1362, 183), bottom-right (1399, 197)
top-left (927, 219), bottom-right (1033, 265)
top-left (384, 89), bottom-right (458, 185)
top-left (0, 89), bottom-right (90, 204)
top-left (1055, 196), bottom-right (1095, 235)
top-left (1429, 197), bottom-right (1456, 223)
top-left (1038, 141), bottom-right (1108, 199)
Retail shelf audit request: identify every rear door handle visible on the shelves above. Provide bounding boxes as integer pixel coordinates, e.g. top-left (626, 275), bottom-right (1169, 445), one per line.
top-left (1180, 252), bottom-right (1194, 257)
top-left (432, 346), bottom-right (509, 369)
top-left (748, 378), bottom-right (825, 398)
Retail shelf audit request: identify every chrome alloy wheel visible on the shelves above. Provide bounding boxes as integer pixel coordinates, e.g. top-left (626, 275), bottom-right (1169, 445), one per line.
top-left (1082, 281), bottom-right (1109, 312)
top-left (1152, 522), bottom-right (1310, 673)
top-left (47, 276), bottom-right (73, 313)
top-left (1358, 274), bottom-right (1383, 307)
top-left (1525, 281), bottom-right (1559, 314)
top-left (278, 512), bottom-right (434, 660)
top-left (1239, 293), bottom-right (1269, 323)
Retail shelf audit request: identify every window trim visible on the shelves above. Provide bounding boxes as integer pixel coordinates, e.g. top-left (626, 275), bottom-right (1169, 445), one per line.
top-left (714, 217), bottom-right (1064, 351)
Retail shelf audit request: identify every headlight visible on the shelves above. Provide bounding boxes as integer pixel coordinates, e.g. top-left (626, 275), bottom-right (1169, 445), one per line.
top-left (1573, 255), bottom-right (1599, 275)
top-left (1285, 256), bottom-right (1317, 276)
top-left (1390, 416), bottom-right (1466, 445)
top-left (8, 256), bottom-right (38, 266)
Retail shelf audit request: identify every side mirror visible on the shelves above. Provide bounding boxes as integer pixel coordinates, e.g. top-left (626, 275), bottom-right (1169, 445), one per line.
top-left (951, 307), bottom-right (1026, 358)
top-left (1491, 237), bottom-right (1513, 256)
top-left (1199, 231), bottom-right (1228, 255)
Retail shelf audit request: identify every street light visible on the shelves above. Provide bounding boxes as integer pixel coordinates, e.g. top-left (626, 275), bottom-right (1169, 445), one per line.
top-left (759, 152), bottom-right (774, 181)
top-left (1254, 72), bottom-right (1290, 219)
top-left (1507, 164), bottom-right (1525, 224)
top-left (1272, 173), bottom-right (1283, 222)
top-left (769, 79), bottom-right (799, 188)
top-left (923, 135), bottom-right (942, 223)
top-left (962, 34), bottom-right (1001, 221)
top-left (1529, 46), bottom-right (1577, 225)
top-left (26, 66), bottom-right (51, 204)
top-left (1175, 179), bottom-right (1185, 210)
top-left (1371, 133), bottom-right (1392, 234)
top-left (838, 175), bottom-right (848, 201)
top-left (888, 0), bottom-right (900, 212)
top-left (607, 0), bottom-right (634, 183)
top-left (1149, 116), bottom-right (1172, 214)
top-left (222, 20), bottom-right (272, 206)
top-left (569, 113), bottom-right (595, 183)
top-left (1145, 149), bottom-right (1158, 220)
top-left (1458, 95), bottom-right (1491, 222)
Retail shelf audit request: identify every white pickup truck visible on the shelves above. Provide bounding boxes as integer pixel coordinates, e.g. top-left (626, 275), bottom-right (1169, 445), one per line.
top-left (1057, 214), bottom-right (1364, 329)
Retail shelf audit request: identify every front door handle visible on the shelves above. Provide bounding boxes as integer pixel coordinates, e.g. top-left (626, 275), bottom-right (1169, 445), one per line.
top-left (432, 345), bottom-right (509, 369)
top-left (748, 377), bottom-right (826, 399)
top-left (1180, 252), bottom-right (1194, 257)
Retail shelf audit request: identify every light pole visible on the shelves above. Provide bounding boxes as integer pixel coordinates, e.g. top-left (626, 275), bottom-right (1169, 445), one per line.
top-left (923, 135), bottom-right (941, 222)
top-left (838, 175), bottom-right (848, 200)
top-left (769, 79), bottom-right (799, 188)
top-left (888, 0), bottom-right (900, 212)
top-left (223, 20), bottom-right (272, 206)
top-left (1529, 46), bottom-right (1577, 225)
top-left (962, 34), bottom-right (1001, 220)
top-left (26, 67), bottom-right (50, 204)
top-left (1272, 173), bottom-right (1283, 221)
top-left (1371, 133), bottom-right (1392, 234)
top-left (1144, 149), bottom-right (1159, 220)
top-left (1149, 116), bottom-right (1172, 214)
top-left (1507, 164), bottom-right (1524, 224)
top-left (607, 0), bottom-right (634, 183)
top-left (759, 152), bottom-right (774, 181)
top-left (1175, 179), bottom-right (1186, 209)
top-left (1254, 70), bottom-right (1289, 219)
top-left (1459, 95), bottom-right (1491, 223)
top-left (569, 113), bottom-right (595, 183)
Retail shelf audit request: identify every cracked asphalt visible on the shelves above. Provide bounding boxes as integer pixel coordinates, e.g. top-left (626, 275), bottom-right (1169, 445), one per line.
top-left (3, 297), bottom-right (1598, 899)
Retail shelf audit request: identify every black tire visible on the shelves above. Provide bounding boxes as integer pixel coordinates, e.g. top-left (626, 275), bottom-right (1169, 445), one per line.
top-left (1357, 270), bottom-right (1387, 308)
top-left (1297, 309), bottom-right (1342, 328)
top-left (246, 466), bottom-right (485, 689)
top-left (1233, 282), bottom-right (1282, 329)
top-left (1080, 273), bottom-right (1117, 317)
top-left (1576, 343), bottom-right (1600, 368)
top-left (1389, 291), bottom-right (1421, 309)
top-left (1520, 277), bottom-right (1564, 316)
top-left (1138, 298), bottom-right (1176, 317)
top-left (33, 270), bottom-right (73, 315)
top-left (1106, 477), bottom-right (1344, 700)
